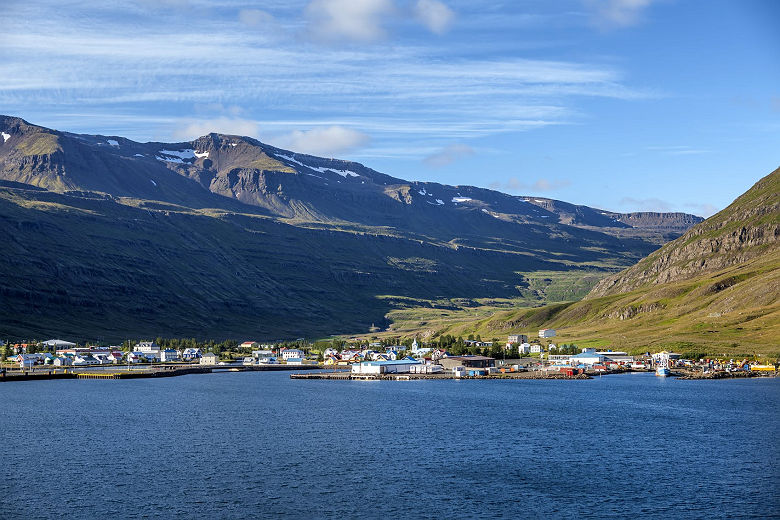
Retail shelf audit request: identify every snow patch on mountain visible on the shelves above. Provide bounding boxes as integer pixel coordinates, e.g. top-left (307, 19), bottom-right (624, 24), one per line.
top-left (275, 153), bottom-right (359, 178)
top-left (1, 132), bottom-right (10, 142)
top-left (107, 139), bottom-right (119, 147)
top-left (452, 197), bottom-right (472, 203)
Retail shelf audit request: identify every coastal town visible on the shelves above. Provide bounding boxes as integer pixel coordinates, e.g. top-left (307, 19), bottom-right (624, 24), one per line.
top-left (1, 328), bottom-right (776, 382)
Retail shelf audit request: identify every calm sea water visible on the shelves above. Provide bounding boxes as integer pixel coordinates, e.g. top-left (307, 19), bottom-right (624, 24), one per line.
top-left (1, 371), bottom-right (778, 519)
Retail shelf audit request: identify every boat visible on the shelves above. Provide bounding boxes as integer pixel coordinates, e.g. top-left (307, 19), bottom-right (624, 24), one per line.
top-left (655, 351), bottom-right (671, 377)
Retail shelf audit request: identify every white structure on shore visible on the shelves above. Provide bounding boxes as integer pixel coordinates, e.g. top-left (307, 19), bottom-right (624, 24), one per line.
top-left (201, 352), bottom-right (218, 365)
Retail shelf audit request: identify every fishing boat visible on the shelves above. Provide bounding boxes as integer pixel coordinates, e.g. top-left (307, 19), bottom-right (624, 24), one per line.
top-left (655, 351), bottom-right (671, 377)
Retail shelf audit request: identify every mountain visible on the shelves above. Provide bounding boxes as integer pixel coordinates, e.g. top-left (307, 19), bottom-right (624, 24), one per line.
top-left (587, 169), bottom-right (779, 298)
top-left (0, 116), bottom-right (703, 341)
top-left (381, 168), bottom-right (778, 355)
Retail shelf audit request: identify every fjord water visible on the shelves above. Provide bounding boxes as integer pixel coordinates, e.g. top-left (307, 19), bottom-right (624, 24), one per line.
top-left (2, 372), bottom-right (778, 519)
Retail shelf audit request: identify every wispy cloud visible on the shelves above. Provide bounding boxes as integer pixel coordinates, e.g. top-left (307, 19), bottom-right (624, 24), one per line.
top-left (271, 125), bottom-right (370, 156)
top-left (490, 177), bottom-right (571, 193)
top-left (423, 143), bottom-right (473, 167)
top-left (584, 0), bottom-right (658, 29)
top-left (0, 1), bottom-right (651, 154)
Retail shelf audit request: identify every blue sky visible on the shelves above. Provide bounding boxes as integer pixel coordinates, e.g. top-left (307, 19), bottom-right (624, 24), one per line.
top-left (1, 0), bottom-right (777, 216)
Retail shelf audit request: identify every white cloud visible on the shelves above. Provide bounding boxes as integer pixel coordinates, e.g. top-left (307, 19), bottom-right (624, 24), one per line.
top-left (423, 143), bottom-right (473, 167)
top-left (272, 125), bottom-right (370, 156)
top-left (171, 117), bottom-right (260, 140)
top-left (585, 0), bottom-right (657, 29)
top-left (414, 0), bottom-right (455, 35)
top-left (305, 0), bottom-right (395, 42)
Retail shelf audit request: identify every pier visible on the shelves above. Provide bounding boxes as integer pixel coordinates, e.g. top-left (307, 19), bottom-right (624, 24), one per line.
top-left (0, 363), bottom-right (321, 382)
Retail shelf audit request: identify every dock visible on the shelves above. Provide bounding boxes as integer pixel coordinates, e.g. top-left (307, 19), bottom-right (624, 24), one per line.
top-left (0, 363), bottom-right (321, 383)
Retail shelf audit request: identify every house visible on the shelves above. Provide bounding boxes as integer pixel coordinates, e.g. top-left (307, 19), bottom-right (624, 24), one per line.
top-left (286, 357), bottom-right (304, 365)
top-left (517, 343), bottom-right (531, 355)
top-left (507, 334), bottom-right (528, 344)
top-left (324, 355), bottom-right (340, 366)
top-left (439, 356), bottom-right (496, 371)
top-left (18, 354), bottom-right (38, 368)
top-left (161, 349), bottom-right (180, 362)
top-left (73, 355), bottom-right (101, 366)
top-left (323, 348), bottom-right (339, 358)
top-left (351, 359), bottom-right (421, 375)
top-left (240, 341), bottom-right (260, 350)
top-left (340, 350), bottom-right (361, 361)
top-left (201, 352), bottom-right (219, 365)
top-left (182, 348), bottom-right (202, 361)
top-left (530, 344), bottom-right (543, 353)
top-left (127, 352), bottom-right (145, 363)
top-left (53, 356), bottom-right (73, 367)
top-left (281, 348), bottom-right (304, 360)
top-left (92, 353), bottom-right (111, 364)
top-left (539, 329), bottom-right (556, 338)
top-left (134, 341), bottom-right (160, 353)
top-left (106, 352), bottom-right (124, 363)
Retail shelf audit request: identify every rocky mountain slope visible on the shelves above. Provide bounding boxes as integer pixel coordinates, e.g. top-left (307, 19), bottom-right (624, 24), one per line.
top-left (588, 168), bottom-right (779, 298)
top-left (0, 115), bottom-right (705, 341)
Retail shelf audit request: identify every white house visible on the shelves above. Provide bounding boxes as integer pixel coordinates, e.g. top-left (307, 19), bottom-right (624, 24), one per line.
top-left (127, 351), bottom-right (148, 363)
top-left (322, 348), bottom-right (339, 358)
top-left (161, 349), bottom-right (180, 362)
top-left (201, 352), bottom-right (218, 365)
top-left (182, 348), bottom-right (202, 361)
top-left (516, 343), bottom-right (531, 355)
top-left (18, 354), bottom-right (38, 368)
top-left (530, 344), bottom-right (543, 353)
top-left (107, 352), bottom-right (124, 363)
top-left (134, 341), bottom-right (160, 353)
top-left (507, 334), bottom-right (529, 344)
top-left (73, 355), bottom-right (101, 366)
top-left (281, 348), bottom-right (304, 360)
top-left (53, 356), bottom-right (73, 366)
top-left (539, 329), bottom-right (556, 338)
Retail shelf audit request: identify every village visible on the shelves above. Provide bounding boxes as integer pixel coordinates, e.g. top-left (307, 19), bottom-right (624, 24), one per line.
top-left (1, 328), bottom-right (776, 381)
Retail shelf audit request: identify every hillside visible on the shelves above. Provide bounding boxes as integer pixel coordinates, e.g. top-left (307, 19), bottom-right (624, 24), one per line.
top-left (369, 169), bottom-right (779, 356)
top-left (0, 116), bottom-right (704, 341)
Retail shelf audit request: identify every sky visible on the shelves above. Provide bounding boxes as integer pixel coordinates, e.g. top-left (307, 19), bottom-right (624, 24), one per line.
top-left (0, 0), bottom-right (778, 217)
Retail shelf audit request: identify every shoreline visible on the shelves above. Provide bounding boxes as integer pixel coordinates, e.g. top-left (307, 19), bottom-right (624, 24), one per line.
top-left (1, 364), bottom-right (775, 383)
